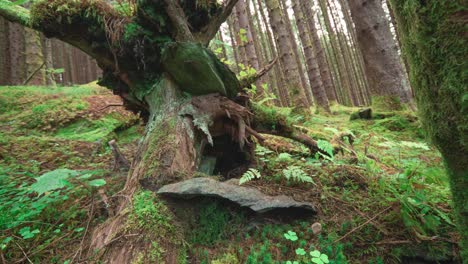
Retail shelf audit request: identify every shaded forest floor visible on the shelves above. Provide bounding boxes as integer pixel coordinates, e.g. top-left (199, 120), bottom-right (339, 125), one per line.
top-left (0, 85), bottom-right (460, 263)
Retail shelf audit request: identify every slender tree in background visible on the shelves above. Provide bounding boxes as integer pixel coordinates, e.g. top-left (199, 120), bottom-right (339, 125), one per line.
top-left (291, 0), bottom-right (330, 111)
top-left (232, 7), bottom-right (248, 66)
top-left (348, 0), bottom-right (410, 109)
top-left (279, 0), bottom-right (312, 105)
top-left (264, 0), bottom-right (308, 108)
top-left (227, 17), bottom-right (241, 72)
top-left (235, 0), bottom-right (259, 71)
top-left (43, 37), bottom-right (56, 86)
top-left (319, 0), bottom-right (353, 106)
top-left (388, 0), bottom-right (467, 260)
top-left (300, 0), bottom-right (337, 104)
top-left (256, 0), bottom-right (289, 106)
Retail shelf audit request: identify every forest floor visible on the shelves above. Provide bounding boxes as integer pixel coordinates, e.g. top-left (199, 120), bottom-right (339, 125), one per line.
top-left (0, 85), bottom-right (460, 263)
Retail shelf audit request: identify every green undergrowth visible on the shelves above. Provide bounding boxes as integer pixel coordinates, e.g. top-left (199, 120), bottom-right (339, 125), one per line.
top-left (189, 104), bottom-right (458, 263)
top-left (0, 84), bottom-right (143, 263)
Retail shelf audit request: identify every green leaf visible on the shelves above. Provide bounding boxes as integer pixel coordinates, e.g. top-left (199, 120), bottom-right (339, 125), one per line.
top-left (19, 227), bottom-right (40, 239)
top-left (310, 250), bottom-right (321, 258)
top-left (312, 257), bottom-right (324, 264)
top-left (320, 254), bottom-right (329, 263)
top-left (317, 140), bottom-right (334, 157)
top-left (74, 227), bottom-right (85, 232)
top-left (295, 248), bottom-right (306, 256)
top-left (31, 169), bottom-right (79, 194)
top-left (284, 230), bottom-right (298, 241)
top-left (87, 179), bottom-right (106, 187)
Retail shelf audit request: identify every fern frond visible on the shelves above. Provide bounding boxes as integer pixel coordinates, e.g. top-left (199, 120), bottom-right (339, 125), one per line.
top-left (239, 168), bottom-right (261, 185)
top-left (282, 166), bottom-right (314, 184)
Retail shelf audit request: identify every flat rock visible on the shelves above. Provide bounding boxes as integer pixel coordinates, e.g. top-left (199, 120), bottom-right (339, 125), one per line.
top-left (157, 177), bottom-right (316, 214)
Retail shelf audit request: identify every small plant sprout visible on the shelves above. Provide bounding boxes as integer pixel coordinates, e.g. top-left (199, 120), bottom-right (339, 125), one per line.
top-left (310, 250), bottom-right (330, 264)
top-left (284, 230), bottom-right (298, 241)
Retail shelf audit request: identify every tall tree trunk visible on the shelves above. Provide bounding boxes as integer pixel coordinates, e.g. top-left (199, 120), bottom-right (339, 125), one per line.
top-left (291, 0), bottom-right (330, 112)
top-left (227, 17), bottom-right (241, 73)
top-left (264, 0), bottom-right (309, 108)
top-left (43, 37), bottom-right (56, 86)
top-left (339, 0), bottom-right (371, 105)
top-left (300, 0), bottom-right (337, 104)
top-left (348, 0), bottom-right (410, 109)
top-left (235, 0), bottom-right (259, 70)
top-left (256, 0), bottom-right (289, 106)
top-left (326, 0), bottom-right (359, 106)
top-left (8, 22), bottom-right (25, 85)
top-left (24, 28), bottom-right (45, 85)
top-left (232, 7), bottom-right (248, 66)
top-left (0, 17), bottom-right (10, 85)
top-left (388, 0), bottom-right (467, 260)
top-left (278, 0), bottom-right (313, 106)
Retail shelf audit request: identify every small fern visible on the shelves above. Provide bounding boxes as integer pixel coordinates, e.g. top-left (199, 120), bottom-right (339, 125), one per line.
top-left (239, 168), bottom-right (261, 185)
top-left (282, 166), bottom-right (314, 184)
top-left (317, 139), bottom-right (334, 157)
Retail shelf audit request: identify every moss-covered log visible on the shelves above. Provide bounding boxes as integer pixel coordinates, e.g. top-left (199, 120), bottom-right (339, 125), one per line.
top-left (388, 0), bottom-right (467, 260)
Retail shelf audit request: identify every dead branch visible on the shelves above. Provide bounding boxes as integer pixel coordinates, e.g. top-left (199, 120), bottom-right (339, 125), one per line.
top-left (239, 57), bottom-right (279, 88)
top-left (23, 62), bottom-right (45, 85)
top-left (334, 206), bottom-right (392, 243)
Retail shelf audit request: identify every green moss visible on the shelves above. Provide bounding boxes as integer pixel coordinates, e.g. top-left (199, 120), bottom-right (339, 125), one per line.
top-left (371, 95), bottom-right (402, 111)
top-left (161, 42), bottom-right (240, 98)
top-left (126, 190), bottom-right (182, 262)
top-left (388, 0), bottom-right (468, 259)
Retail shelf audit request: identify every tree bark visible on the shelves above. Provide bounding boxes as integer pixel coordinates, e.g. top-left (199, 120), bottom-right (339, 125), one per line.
top-left (278, 0), bottom-right (313, 106)
top-left (0, 17), bottom-right (9, 85)
top-left (8, 22), bottom-right (25, 85)
top-left (300, 0), bottom-right (338, 104)
top-left (348, 0), bottom-right (409, 109)
top-left (291, 0), bottom-right (330, 112)
top-left (388, 0), bottom-right (467, 260)
top-left (256, 0), bottom-right (289, 106)
top-left (264, 0), bottom-right (309, 108)
top-left (43, 37), bottom-right (56, 86)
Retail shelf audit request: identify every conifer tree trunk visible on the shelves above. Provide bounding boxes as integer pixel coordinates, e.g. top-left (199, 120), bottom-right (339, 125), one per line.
top-left (264, 0), bottom-right (308, 108)
top-left (235, 0), bottom-right (259, 70)
top-left (8, 23), bottom-right (25, 85)
top-left (388, 0), bottom-right (467, 259)
top-left (348, 0), bottom-right (410, 109)
top-left (43, 37), bottom-right (56, 86)
top-left (300, 0), bottom-right (337, 104)
top-left (232, 7), bottom-right (248, 66)
top-left (278, 0), bottom-right (312, 106)
top-left (326, 0), bottom-right (359, 106)
top-left (0, 18), bottom-right (9, 85)
top-left (291, 0), bottom-right (330, 112)
top-left (256, 0), bottom-right (289, 106)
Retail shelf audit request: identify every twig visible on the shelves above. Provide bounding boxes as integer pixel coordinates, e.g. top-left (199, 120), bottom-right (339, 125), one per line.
top-left (23, 62), bottom-right (45, 85)
top-left (334, 206), bottom-right (392, 243)
top-left (13, 241), bottom-right (33, 264)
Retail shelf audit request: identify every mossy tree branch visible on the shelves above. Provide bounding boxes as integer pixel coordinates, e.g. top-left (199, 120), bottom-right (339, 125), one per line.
top-left (0, 0), bottom-right (30, 26)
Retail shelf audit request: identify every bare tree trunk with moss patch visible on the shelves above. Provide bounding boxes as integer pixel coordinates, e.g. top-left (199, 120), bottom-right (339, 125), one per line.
top-left (387, 0), bottom-right (467, 260)
top-left (348, 0), bottom-right (410, 110)
top-left (264, 0), bottom-right (309, 108)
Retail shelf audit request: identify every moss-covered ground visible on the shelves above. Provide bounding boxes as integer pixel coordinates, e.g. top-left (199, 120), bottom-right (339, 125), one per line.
top-left (0, 86), bottom-right (458, 263)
